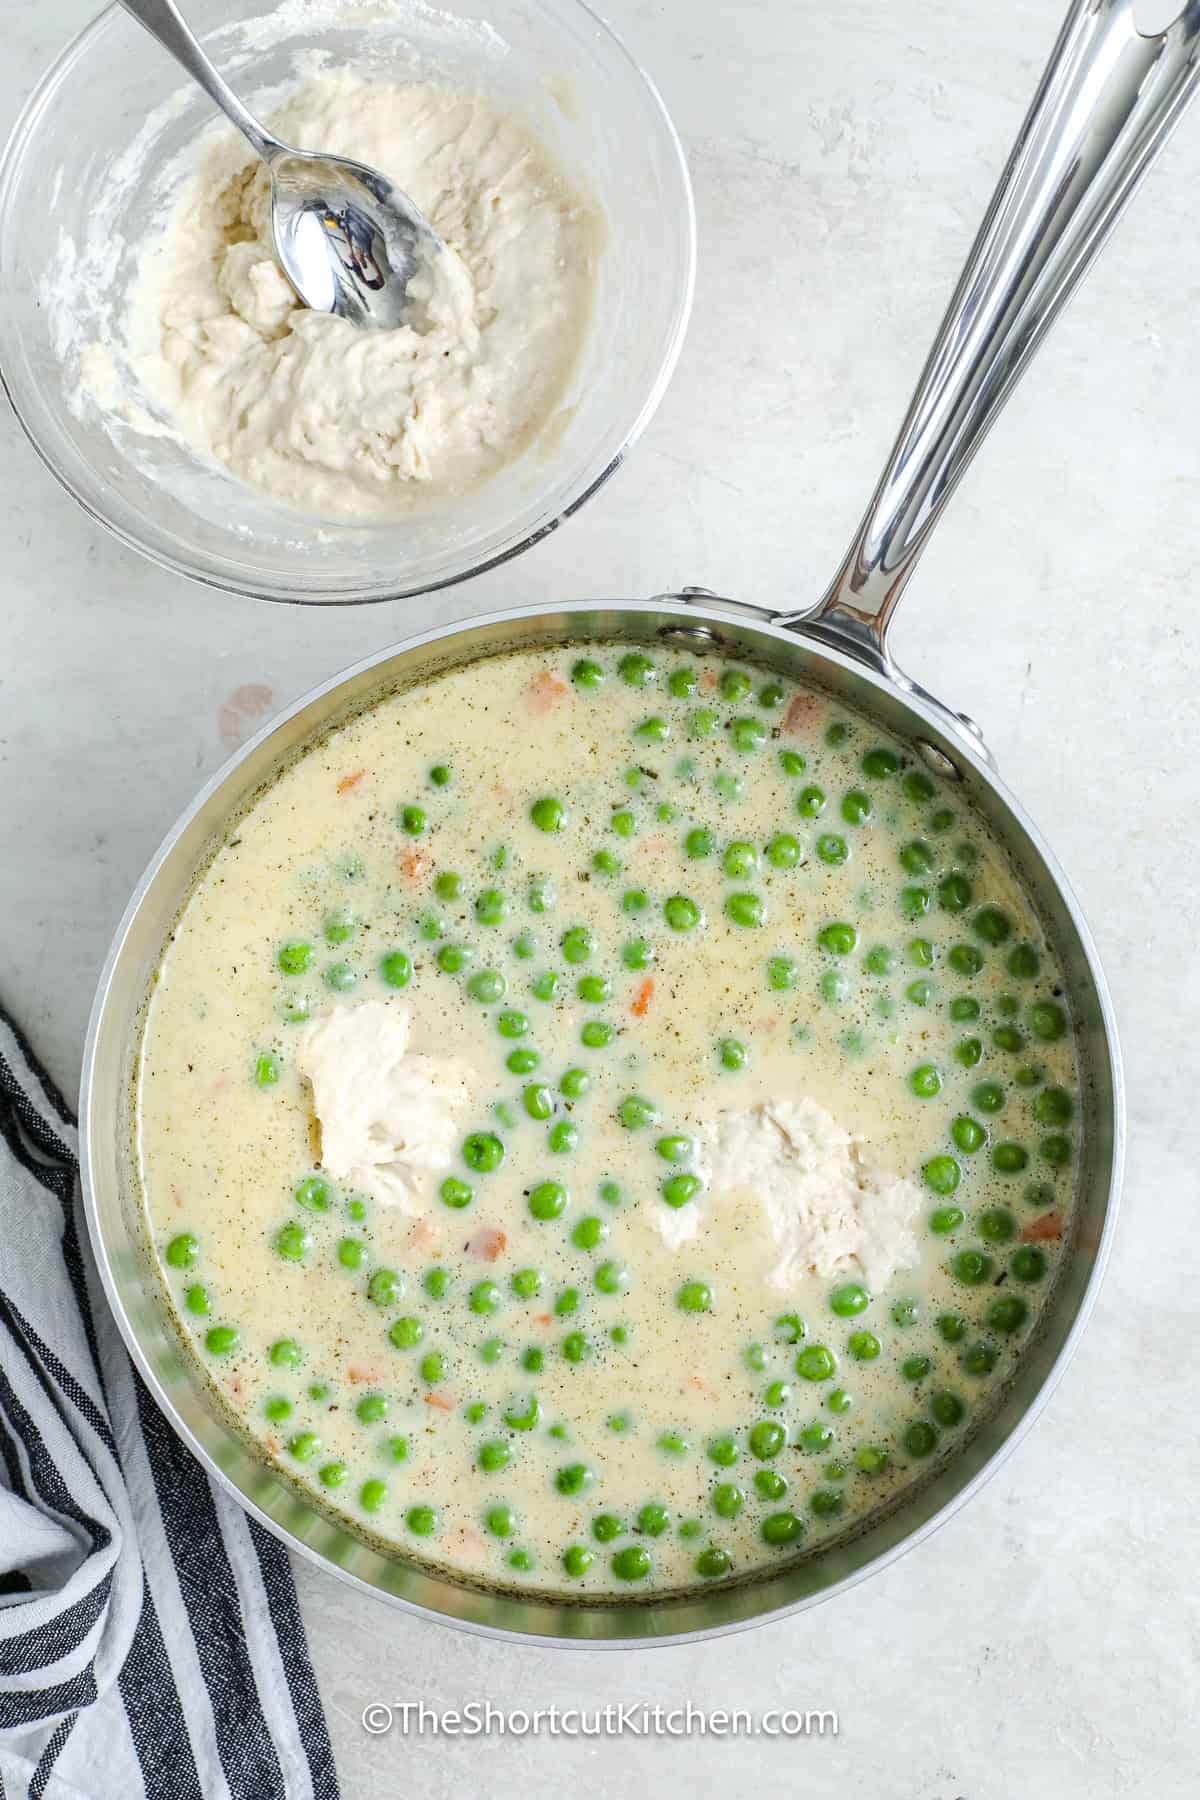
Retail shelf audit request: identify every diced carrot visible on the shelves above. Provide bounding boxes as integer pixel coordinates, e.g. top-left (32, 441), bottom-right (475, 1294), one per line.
top-left (346, 1365), bottom-right (384, 1384)
top-left (1021, 1212), bottom-right (1064, 1242)
top-left (424, 1391), bottom-right (456, 1412)
top-left (400, 846), bottom-right (433, 881)
top-left (526, 669), bottom-right (569, 714)
top-left (534, 1313), bottom-right (553, 1327)
top-left (264, 1433), bottom-right (280, 1455)
top-left (700, 668), bottom-right (719, 691)
top-left (632, 977), bottom-right (655, 1017)
top-left (783, 692), bottom-right (823, 735)
top-left (336, 769), bottom-right (365, 794)
top-left (466, 1228), bottom-right (507, 1261)
top-left (410, 1217), bottom-right (442, 1251)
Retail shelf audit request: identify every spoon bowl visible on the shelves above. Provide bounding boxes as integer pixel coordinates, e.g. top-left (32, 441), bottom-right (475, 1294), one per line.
top-left (267, 147), bottom-right (442, 329)
top-left (121, 0), bottom-right (441, 328)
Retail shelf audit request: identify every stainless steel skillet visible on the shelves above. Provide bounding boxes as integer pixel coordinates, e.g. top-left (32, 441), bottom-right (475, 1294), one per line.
top-left (82, 0), bottom-right (1198, 1644)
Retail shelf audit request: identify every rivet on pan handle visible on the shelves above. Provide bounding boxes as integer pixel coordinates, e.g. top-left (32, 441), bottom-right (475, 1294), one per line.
top-left (773, 0), bottom-right (1200, 753)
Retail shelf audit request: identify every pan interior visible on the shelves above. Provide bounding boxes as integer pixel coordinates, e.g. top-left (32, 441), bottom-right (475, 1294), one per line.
top-left (83, 601), bottom-right (1119, 1643)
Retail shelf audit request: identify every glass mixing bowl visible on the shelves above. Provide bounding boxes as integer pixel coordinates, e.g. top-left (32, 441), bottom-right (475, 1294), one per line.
top-left (0, 0), bottom-right (694, 604)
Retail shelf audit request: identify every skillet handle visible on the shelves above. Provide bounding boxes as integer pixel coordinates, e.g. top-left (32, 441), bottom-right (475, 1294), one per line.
top-left (782, 0), bottom-right (1200, 674)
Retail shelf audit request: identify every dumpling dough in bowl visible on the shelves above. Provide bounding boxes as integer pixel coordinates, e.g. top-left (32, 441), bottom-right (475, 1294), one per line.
top-left (128, 73), bottom-right (604, 519)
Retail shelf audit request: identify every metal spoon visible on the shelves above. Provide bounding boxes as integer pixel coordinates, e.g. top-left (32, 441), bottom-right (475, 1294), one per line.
top-left (120, 0), bottom-right (442, 329)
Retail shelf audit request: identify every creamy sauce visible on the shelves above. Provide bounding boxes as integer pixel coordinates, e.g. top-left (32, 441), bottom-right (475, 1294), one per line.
top-left (121, 74), bottom-right (603, 520)
top-left (138, 644), bottom-right (1078, 1596)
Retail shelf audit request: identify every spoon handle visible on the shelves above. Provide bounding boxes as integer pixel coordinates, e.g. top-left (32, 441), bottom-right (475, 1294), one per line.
top-left (788, 0), bottom-right (1200, 667)
top-left (119, 0), bottom-right (283, 166)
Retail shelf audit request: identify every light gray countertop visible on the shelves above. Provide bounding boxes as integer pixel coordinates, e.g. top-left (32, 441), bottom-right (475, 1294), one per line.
top-left (3, 2), bottom-right (1197, 1795)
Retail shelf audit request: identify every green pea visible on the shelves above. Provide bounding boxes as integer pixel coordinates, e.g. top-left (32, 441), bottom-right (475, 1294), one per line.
top-left (973, 906), bottom-right (1012, 945)
top-left (779, 749), bottom-right (806, 776)
top-left (725, 891), bottom-right (764, 928)
top-left (749, 1420), bottom-right (786, 1459)
top-left (767, 955), bottom-right (798, 991)
top-left (816, 834), bottom-right (849, 866)
top-left (252, 1049), bottom-right (282, 1088)
top-left (612, 1544), bottom-right (652, 1582)
top-left (1029, 1001), bottom-right (1067, 1041)
top-left (951, 1249), bottom-right (994, 1286)
top-left (529, 970), bottom-right (559, 1003)
top-left (388, 1317), bottom-right (424, 1350)
top-left (694, 1547), bottom-right (732, 1580)
top-left (962, 1341), bottom-right (999, 1376)
top-left (530, 796), bottom-right (565, 833)
top-left (688, 708), bottom-right (717, 739)
top-left (827, 1388), bottom-right (852, 1415)
top-left (797, 785), bottom-right (826, 818)
top-left (795, 1344), bottom-right (836, 1382)
top-left (829, 1283), bottom-right (869, 1319)
top-left (855, 1444), bottom-right (889, 1475)
top-left (315, 1460), bottom-right (348, 1490)
top-left (978, 1207), bottom-right (1016, 1244)
top-left (904, 1421), bottom-right (938, 1458)
top-left (955, 1036), bottom-right (983, 1066)
top-left (554, 1462), bottom-right (595, 1496)
top-left (988, 1294), bottom-right (1029, 1335)
top-left (294, 1176), bottom-right (332, 1213)
top-left (664, 894), bottom-right (702, 931)
top-left (580, 1020), bottom-right (614, 1049)
top-left (952, 1116), bottom-right (986, 1154)
top-left (636, 1502), bottom-right (671, 1536)
top-left (204, 1325), bottom-right (239, 1356)
top-left (278, 939), bottom-right (314, 976)
top-left (184, 1283), bottom-right (210, 1316)
top-left (923, 1155), bottom-right (961, 1195)
top-left (717, 1037), bottom-right (748, 1071)
top-left (561, 1330), bottom-right (592, 1364)
top-left (901, 1354), bottom-right (931, 1382)
top-left (274, 1222), bottom-right (310, 1262)
top-left (576, 976), bottom-right (610, 1008)
top-left (595, 1260), bottom-right (629, 1295)
top-left (992, 1141), bottom-right (1029, 1174)
top-left (661, 1172), bottom-right (701, 1209)
top-left (656, 1430), bottom-right (690, 1456)
top-left (1011, 1245), bottom-right (1047, 1283)
top-left (762, 1510), bottom-right (804, 1547)
top-left (617, 1093), bottom-right (659, 1130)
top-left (754, 1469), bottom-right (788, 1501)
top-left (817, 921), bottom-right (857, 956)
top-left (572, 657), bottom-right (605, 689)
top-left (938, 873), bottom-right (973, 913)
top-left (899, 840), bottom-right (933, 876)
top-left (841, 788), bottom-right (871, 825)
top-left (763, 832), bottom-right (801, 871)
top-left (529, 1181), bottom-right (568, 1221)
top-left (264, 1396), bottom-right (292, 1423)
top-left (731, 716), bottom-right (766, 752)
top-left (468, 1279), bottom-right (502, 1316)
top-left (948, 944), bottom-right (984, 978)
top-left (621, 936), bottom-right (656, 972)
top-left (336, 1237), bottom-right (366, 1271)
top-left (165, 1232), bottom-right (200, 1270)
top-left (950, 995), bottom-right (981, 1021)
top-left (1007, 942), bottom-right (1041, 980)
top-left (288, 1431), bottom-right (321, 1462)
top-left (677, 1280), bottom-right (713, 1314)
top-left (521, 1347), bottom-right (545, 1375)
top-left (635, 716), bottom-right (670, 744)
top-left (712, 1483), bottom-right (744, 1520)
top-left (437, 943), bottom-right (472, 975)
top-left (667, 665), bottom-right (699, 697)
top-left (909, 938), bottom-right (935, 967)
top-left (619, 652), bottom-right (656, 688)
top-left (404, 1502), bottom-right (437, 1535)
top-left (798, 1421), bottom-right (833, 1453)
top-left (440, 1175), bottom-right (474, 1210)
top-left (993, 1024), bottom-right (1025, 1054)
top-left (571, 1216), bottom-right (608, 1251)
top-left (269, 1338), bottom-right (302, 1369)
top-left (559, 926), bottom-right (593, 965)
top-left (722, 840), bottom-right (757, 878)
top-left (463, 1132), bottom-right (504, 1172)
top-left (909, 1063), bottom-right (942, 1098)
top-left (684, 826), bottom-right (715, 860)
top-left (847, 1331), bottom-right (881, 1362)
top-left (905, 770), bottom-right (936, 803)
top-left (419, 1350), bottom-right (447, 1383)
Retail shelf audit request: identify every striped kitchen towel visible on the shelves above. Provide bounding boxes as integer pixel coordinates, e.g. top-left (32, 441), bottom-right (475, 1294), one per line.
top-left (0, 1005), bottom-right (338, 1800)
